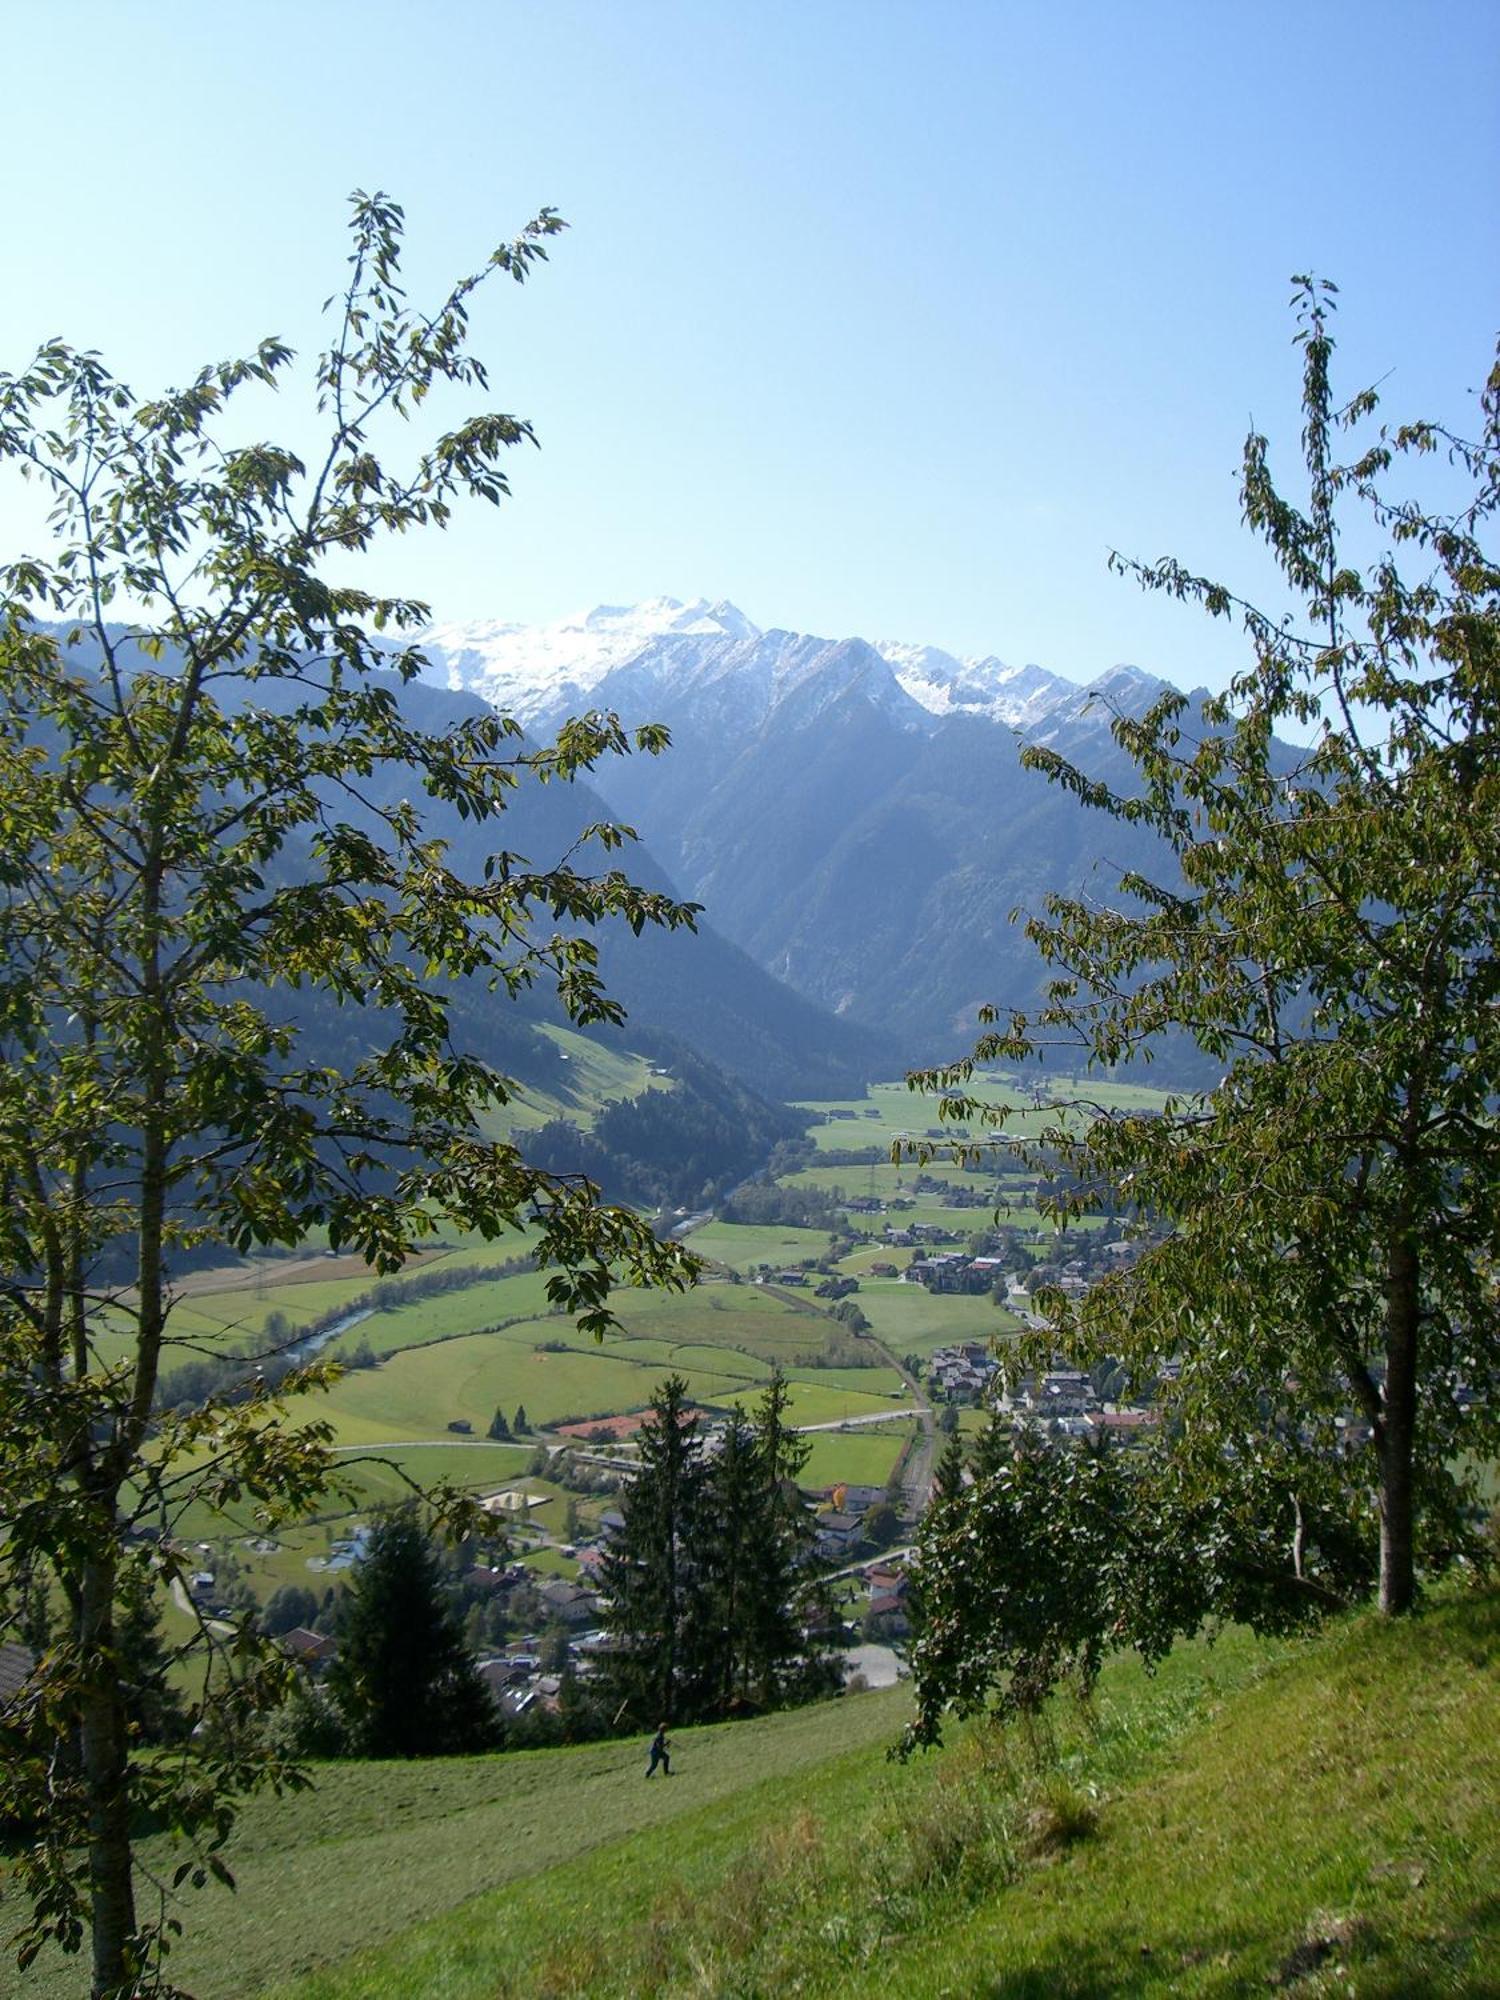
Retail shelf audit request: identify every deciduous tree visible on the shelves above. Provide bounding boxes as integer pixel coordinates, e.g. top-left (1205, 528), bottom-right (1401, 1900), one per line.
top-left (0, 192), bottom-right (696, 1996)
top-left (906, 282), bottom-right (1499, 1739)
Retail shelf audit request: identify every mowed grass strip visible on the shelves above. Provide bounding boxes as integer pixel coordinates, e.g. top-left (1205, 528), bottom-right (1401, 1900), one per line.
top-left (5, 1690), bottom-right (911, 2000)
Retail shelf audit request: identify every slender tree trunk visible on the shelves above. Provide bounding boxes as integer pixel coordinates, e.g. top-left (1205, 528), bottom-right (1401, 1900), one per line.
top-left (1379, 1226), bottom-right (1420, 1615)
top-left (81, 1547), bottom-right (138, 1999)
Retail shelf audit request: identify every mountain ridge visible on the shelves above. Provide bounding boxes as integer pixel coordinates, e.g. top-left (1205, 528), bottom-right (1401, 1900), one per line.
top-left (420, 594), bottom-right (1174, 737)
top-left (417, 599), bottom-right (1199, 1062)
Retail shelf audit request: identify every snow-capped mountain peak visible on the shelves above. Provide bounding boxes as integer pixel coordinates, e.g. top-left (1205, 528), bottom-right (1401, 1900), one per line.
top-left (873, 637), bottom-right (1080, 729)
top-left (416, 597), bottom-right (1170, 745)
top-left (418, 597), bottom-right (760, 724)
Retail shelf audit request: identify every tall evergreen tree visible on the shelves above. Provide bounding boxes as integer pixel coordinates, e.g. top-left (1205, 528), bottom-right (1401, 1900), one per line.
top-left (699, 1410), bottom-right (770, 1713)
top-left (329, 1510), bottom-right (496, 1758)
top-left (706, 1386), bottom-right (840, 1712)
top-left (598, 1376), bottom-right (710, 1726)
top-left (115, 1563), bottom-right (187, 1748)
top-left (748, 1370), bottom-right (841, 1704)
top-left (602, 1371), bottom-right (840, 1726)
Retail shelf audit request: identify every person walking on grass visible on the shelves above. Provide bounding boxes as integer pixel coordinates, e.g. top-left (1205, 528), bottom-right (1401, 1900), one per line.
top-left (645, 1723), bottom-right (672, 1777)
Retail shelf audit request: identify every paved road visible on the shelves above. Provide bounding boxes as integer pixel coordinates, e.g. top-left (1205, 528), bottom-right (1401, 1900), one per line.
top-left (792, 1409), bottom-right (922, 1432)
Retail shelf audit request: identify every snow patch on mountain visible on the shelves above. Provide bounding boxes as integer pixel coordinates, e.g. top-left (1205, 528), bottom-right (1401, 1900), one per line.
top-left (418, 596), bottom-right (760, 725)
top-left (873, 638), bottom-right (1081, 729)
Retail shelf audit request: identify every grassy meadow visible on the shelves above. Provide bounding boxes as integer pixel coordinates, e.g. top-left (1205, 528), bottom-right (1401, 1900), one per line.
top-left (271, 1590), bottom-right (1500, 2000)
top-left (18, 1591), bottom-right (1492, 1997)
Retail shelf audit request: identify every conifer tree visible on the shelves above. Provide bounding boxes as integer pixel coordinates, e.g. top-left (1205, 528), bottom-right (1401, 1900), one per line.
top-left (328, 1509), bottom-right (496, 1758)
top-left (597, 1375), bottom-right (710, 1725)
top-left (699, 1410), bottom-right (776, 1711)
top-left (929, 1430), bottom-right (968, 1507)
top-left (726, 1391), bottom-right (841, 1711)
top-left (602, 1371), bottom-right (840, 1725)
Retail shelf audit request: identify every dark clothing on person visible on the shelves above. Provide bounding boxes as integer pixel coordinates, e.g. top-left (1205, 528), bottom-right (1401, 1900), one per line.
top-left (646, 1727), bottom-right (671, 1777)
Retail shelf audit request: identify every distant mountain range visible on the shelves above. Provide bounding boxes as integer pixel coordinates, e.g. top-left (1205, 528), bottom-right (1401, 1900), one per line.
top-left (419, 599), bottom-right (1199, 1064)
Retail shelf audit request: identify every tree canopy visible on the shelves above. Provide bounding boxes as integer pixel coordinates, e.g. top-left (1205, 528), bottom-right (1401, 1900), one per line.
top-left (904, 282), bottom-right (1500, 1743)
top-left (0, 192), bottom-right (697, 1997)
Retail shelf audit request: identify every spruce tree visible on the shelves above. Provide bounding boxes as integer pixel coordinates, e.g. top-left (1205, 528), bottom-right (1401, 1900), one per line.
top-left (702, 1392), bottom-right (840, 1713)
top-left (115, 1564), bottom-right (187, 1748)
top-left (698, 1409), bottom-right (767, 1713)
top-left (598, 1375), bottom-right (711, 1726)
top-left (329, 1509), bottom-right (496, 1758)
top-left (747, 1370), bottom-right (840, 1705)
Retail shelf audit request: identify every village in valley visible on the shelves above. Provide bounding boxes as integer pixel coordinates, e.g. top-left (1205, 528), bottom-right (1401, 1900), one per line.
top-left (146, 1071), bottom-right (1191, 1732)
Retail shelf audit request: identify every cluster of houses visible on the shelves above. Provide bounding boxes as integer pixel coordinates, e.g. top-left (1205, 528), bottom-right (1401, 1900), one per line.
top-left (809, 1483), bottom-right (894, 1563)
top-left (996, 1366), bottom-right (1160, 1444)
top-left (928, 1342), bottom-right (1002, 1399)
top-left (881, 1221), bottom-right (962, 1249)
top-left (924, 1341), bottom-right (1163, 1447)
top-left (904, 1252), bottom-right (1009, 1295)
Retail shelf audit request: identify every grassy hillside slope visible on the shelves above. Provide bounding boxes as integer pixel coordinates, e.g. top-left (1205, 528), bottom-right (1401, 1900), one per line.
top-left (262, 1593), bottom-right (1494, 2000)
top-left (15, 1591), bottom-right (1490, 1998)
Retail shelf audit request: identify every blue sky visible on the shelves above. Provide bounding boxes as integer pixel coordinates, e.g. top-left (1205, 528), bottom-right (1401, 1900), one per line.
top-left (2, 0), bottom-right (1495, 691)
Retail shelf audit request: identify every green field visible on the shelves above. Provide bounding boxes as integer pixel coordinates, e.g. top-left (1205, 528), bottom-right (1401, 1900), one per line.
top-left (798, 1424), bottom-right (914, 1490)
top-left (716, 1377), bottom-right (916, 1429)
top-left (486, 1023), bottom-right (675, 1136)
top-left (324, 1269), bottom-right (561, 1358)
top-left (279, 1592), bottom-right (1499, 2000)
top-left (686, 1219), bottom-right (835, 1272)
top-left (8, 1690), bottom-right (912, 2000)
top-left (852, 1279), bottom-right (1025, 1359)
top-left (315, 1334), bottom-right (740, 1440)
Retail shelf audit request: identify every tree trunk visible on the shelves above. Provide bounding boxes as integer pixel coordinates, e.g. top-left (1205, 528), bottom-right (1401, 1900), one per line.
top-left (1378, 1227), bottom-right (1420, 1616)
top-left (80, 1551), bottom-right (138, 1998)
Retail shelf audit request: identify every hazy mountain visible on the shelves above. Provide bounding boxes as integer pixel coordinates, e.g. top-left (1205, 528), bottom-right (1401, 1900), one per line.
top-left (40, 626), bottom-right (898, 1106)
top-left (419, 601), bottom-right (1195, 1063)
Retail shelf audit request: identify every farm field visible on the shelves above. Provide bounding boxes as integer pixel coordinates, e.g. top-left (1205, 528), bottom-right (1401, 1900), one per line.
top-left (686, 1219), bottom-right (833, 1271)
top-left (852, 1280), bottom-right (1024, 1361)
top-left (123, 1065), bottom-right (1171, 1644)
top-left (320, 1268), bottom-right (559, 1358)
top-left (315, 1335), bottom-right (744, 1440)
top-left (799, 1424), bottom-right (913, 1491)
top-left (716, 1377), bottom-right (914, 1428)
top-left (604, 1285), bottom-right (848, 1369)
